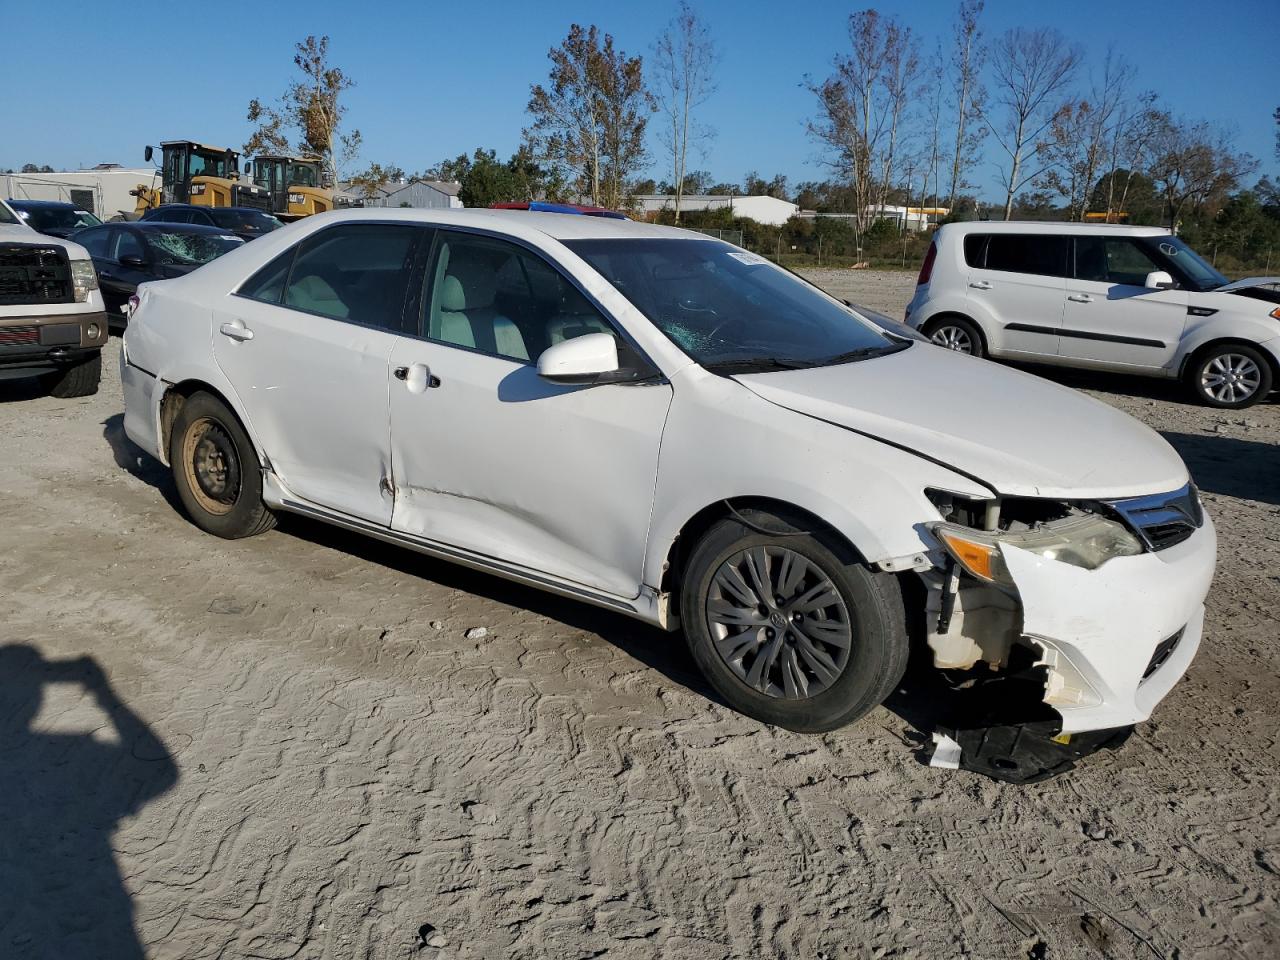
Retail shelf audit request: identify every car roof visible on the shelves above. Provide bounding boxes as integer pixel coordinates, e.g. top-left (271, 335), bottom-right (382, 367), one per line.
top-left (148, 204), bottom-right (269, 214)
top-left (942, 220), bottom-right (1170, 238)
top-left (96, 221), bottom-right (242, 237)
top-left (7, 198), bottom-right (80, 210)
top-left (291, 206), bottom-right (705, 242)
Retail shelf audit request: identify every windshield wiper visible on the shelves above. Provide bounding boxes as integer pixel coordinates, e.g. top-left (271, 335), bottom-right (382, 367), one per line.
top-left (821, 341), bottom-right (911, 365)
top-left (702, 356), bottom-right (814, 374)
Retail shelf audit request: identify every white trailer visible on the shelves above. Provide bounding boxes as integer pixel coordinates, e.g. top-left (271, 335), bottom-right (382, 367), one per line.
top-left (0, 168), bottom-right (158, 220)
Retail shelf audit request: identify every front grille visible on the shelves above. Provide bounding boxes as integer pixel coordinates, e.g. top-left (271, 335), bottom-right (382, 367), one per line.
top-left (1143, 629), bottom-right (1184, 680)
top-left (1107, 483), bottom-right (1204, 552)
top-left (0, 244), bottom-right (73, 306)
top-left (0, 325), bottom-right (40, 345)
top-left (232, 185), bottom-right (272, 212)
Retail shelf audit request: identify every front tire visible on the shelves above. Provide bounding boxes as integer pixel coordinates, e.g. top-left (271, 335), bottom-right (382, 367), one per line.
top-left (680, 508), bottom-right (909, 733)
top-left (169, 391), bottom-right (276, 539)
top-left (923, 315), bottom-right (985, 357)
top-left (1187, 344), bottom-right (1272, 408)
top-left (45, 351), bottom-right (101, 398)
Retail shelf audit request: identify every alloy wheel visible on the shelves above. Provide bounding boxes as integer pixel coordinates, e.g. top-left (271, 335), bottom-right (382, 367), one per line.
top-left (705, 545), bottom-right (852, 700)
top-left (930, 325), bottom-right (974, 354)
top-left (1200, 353), bottom-right (1262, 404)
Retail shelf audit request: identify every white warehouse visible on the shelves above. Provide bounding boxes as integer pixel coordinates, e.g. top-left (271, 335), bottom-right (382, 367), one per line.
top-left (633, 194), bottom-right (798, 226)
top-left (1, 166), bottom-right (156, 220)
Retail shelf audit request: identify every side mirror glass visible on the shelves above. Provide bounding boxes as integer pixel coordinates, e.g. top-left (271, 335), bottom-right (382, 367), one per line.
top-left (537, 333), bottom-right (620, 383)
top-left (144, 145), bottom-right (154, 163)
top-left (1145, 270), bottom-right (1175, 290)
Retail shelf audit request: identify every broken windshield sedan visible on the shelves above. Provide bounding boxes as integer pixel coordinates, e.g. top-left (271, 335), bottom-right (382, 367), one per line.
top-left (118, 208), bottom-right (1215, 754)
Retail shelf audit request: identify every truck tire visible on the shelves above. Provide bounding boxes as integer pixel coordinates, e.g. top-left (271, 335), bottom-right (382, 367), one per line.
top-left (45, 351), bottom-right (101, 398)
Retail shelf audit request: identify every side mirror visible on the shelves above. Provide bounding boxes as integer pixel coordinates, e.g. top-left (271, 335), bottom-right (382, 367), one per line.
top-left (537, 333), bottom-right (620, 383)
top-left (1144, 270), bottom-right (1175, 290)
top-left (119, 255), bottom-right (148, 269)
top-left (144, 145), bottom-right (154, 163)
top-left (242, 161), bottom-right (252, 177)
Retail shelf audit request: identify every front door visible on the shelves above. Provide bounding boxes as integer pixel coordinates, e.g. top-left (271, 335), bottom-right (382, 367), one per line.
top-left (97, 229), bottom-right (152, 315)
top-left (967, 232), bottom-right (1069, 357)
top-left (212, 221), bottom-right (427, 524)
top-left (1060, 236), bottom-right (1188, 369)
top-left (387, 230), bottom-right (673, 598)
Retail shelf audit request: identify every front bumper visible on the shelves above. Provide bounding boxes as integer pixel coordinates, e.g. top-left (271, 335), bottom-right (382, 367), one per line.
top-left (0, 311), bottom-right (108, 379)
top-left (1001, 514), bottom-right (1216, 733)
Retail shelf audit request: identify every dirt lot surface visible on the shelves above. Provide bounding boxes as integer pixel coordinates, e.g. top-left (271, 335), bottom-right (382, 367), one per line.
top-left (1, 270), bottom-right (1277, 959)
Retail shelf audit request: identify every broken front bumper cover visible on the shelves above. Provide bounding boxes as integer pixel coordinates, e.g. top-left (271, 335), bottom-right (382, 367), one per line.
top-left (922, 512), bottom-right (1216, 738)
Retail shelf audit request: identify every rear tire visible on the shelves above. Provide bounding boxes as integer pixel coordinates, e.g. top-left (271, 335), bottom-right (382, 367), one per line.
top-left (1187, 344), bottom-right (1272, 408)
top-left (45, 351), bottom-right (101, 398)
top-left (924, 315), bottom-right (985, 357)
top-left (169, 391), bottom-right (276, 539)
top-left (680, 508), bottom-right (909, 733)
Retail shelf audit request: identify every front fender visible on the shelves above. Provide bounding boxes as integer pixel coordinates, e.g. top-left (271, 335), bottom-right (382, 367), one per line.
top-left (641, 369), bottom-right (992, 589)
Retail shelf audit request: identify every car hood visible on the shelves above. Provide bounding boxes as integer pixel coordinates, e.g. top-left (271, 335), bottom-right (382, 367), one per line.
top-left (1215, 276), bottom-right (1280, 292)
top-left (0, 223), bottom-right (89, 258)
top-left (734, 344), bottom-right (1189, 500)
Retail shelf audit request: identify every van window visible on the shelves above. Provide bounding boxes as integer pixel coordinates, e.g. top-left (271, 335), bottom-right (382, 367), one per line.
top-left (1075, 237), bottom-right (1164, 286)
top-left (977, 234), bottom-right (1068, 277)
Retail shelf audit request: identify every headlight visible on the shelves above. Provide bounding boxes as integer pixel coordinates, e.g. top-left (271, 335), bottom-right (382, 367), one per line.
top-left (70, 259), bottom-right (98, 302)
top-left (191, 183), bottom-right (206, 196)
top-left (288, 192), bottom-right (305, 204)
top-left (933, 513), bottom-right (1142, 585)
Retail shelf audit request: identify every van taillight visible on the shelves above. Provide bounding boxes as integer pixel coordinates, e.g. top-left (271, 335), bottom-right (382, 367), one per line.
top-left (917, 242), bottom-right (937, 285)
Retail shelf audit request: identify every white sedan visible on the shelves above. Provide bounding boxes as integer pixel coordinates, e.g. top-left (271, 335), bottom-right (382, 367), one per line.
top-left (120, 208), bottom-right (1215, 741)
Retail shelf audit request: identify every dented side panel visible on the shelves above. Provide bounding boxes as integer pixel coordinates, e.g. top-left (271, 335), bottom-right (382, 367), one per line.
top-left (1002, 515), bottom-right (1216, 733)
top-left (386, 342), bottom-right (673, 599)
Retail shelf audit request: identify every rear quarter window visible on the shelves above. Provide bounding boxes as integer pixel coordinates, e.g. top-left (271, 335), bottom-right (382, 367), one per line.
top-left (981, 234), bottom-right (1068, 278)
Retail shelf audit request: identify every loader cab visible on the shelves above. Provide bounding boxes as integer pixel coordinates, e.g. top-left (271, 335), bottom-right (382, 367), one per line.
top-left (249, 155), bottom-right (332, 220)
top-left (141, 141), bottom-right (270, 213)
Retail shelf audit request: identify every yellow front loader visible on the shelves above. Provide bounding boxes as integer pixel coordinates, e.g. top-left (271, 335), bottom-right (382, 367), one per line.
top-left (246, 155), bottom-right (334, 221)
top-left (131, 141), bottom-right (270, 216)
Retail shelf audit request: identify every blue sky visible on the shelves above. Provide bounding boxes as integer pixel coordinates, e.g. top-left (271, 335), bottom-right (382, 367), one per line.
top-left (2, 0), bottom-right (1275, 199)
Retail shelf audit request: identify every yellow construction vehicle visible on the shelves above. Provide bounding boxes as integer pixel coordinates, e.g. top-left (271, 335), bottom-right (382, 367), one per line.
top-left (246, 155), bottom-right (334, 221)
top-left (130, 141), bottom-right (271, 215)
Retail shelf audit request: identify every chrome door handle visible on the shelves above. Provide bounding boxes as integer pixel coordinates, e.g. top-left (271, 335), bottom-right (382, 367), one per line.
top-left (969, 280), bottom-right (992, 290)
top-left (219, 321), bottom-right (254, 341)
top-left (1067, 294), bottom-right (1092, 303)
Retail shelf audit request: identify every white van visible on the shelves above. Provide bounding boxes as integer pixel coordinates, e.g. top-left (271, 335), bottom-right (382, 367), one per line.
top-left (905, 221), bottom-right (1280, 408)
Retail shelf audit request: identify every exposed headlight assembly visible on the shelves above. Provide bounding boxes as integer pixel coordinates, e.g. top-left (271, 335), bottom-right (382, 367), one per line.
top-left (69, 259), bottom-right (98, 302)
top-left (933, 513), bottom-right (1142, 585)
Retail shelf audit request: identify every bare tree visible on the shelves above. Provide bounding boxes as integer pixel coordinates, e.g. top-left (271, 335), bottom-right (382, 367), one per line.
top-left (244, 36), bottom-right (362, 180)
top-left (1037, 51), bottom-right (1133, 220)
top-left (652, 3), bottom-right (718, 222)
top-left (985, 27), bottom-right (1082, 219)
top-left (944, 0), bottom-right (985, 210)
top-left (527, 25), bottom-right (654, 208)
top-left (1102, 90), bottom-right (1161, 218)
top-left (922, 44), bottom-right (947, 207)
top-left (807, 10), bottom-right (916, 240)
top-left (1148, 117), bottom-right (1256, 230)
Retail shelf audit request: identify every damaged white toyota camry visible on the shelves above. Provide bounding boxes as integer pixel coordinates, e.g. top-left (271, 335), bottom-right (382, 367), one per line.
top-left (120, 208), bottom-right (1215, 744)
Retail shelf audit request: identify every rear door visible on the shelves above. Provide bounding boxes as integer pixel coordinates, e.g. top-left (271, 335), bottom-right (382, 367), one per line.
top-left (965, 232), bottom-right (1069, 357)
top-left (212, 222), bottom-right (427, 524)
top-left (1060, 236), bottom-right (1187, 369)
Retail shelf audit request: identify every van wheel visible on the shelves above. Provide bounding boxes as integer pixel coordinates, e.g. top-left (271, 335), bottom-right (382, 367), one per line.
top-left (1188, 345), bottom-right (1272, 408)
top-left (45, 352), bottom-right (101, 398)
top-left (924, 316), bottom-right (984, 357)
top-left (680, 508), bottom-right (909, 733)
top-left (169, 391), bottom-right (276, 539)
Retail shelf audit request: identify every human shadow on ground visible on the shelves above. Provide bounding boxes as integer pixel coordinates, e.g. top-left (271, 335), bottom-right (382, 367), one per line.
top-left (0, 645), bottom-right (178, 959)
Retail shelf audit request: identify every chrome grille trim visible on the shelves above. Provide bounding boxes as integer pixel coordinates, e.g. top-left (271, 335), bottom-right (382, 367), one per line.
top-left (1106, 483), bottom-right (1204, 552)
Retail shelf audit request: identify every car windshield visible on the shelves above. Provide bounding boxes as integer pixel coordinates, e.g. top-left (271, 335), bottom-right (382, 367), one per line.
top-left (1142, 235), bottom-right (1228, 292)
top-left (207, 209), bottom-right (281, 233)
top-left (147, 230), bottom-right (244, 266)
top-left (565, 238), bottom-right (903, 370)
top-left (20, 206), bottom-right (101, 232)
top-left (0, 201), bottom-right (19, 225)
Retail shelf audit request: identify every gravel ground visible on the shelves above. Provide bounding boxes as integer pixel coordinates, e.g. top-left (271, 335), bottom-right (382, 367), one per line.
top-left (0, 270), bottom-right (1276, 959)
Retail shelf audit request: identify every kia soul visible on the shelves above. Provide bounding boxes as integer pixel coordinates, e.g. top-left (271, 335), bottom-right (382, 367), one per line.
top-left (120, 208), bottom-right (1216, 760)
top-left (906, 220), bottom-right (1280, 408)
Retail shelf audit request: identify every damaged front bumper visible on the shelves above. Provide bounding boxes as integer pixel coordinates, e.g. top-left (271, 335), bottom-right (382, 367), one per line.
top-left (921, 513), bottom-right (1216, 735)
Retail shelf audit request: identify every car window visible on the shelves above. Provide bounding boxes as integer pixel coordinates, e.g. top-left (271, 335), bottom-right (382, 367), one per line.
top-left (74, 226), bottom-right (111, 257)
top-left (148, 230), bottom-right (243, 266)
top-left (425, 232), bottom-right (618, 364)
top-left (110, 230), bottom-right (146, 262)
top-left (1075, 237), bottom-right (1162, 286)
top-left (0, 201), bottom-right (18, 225)
top-left (280, 223), bottom-right (420, 331)
top-left (151, 208), bottom-right (188, 223)
top-left (978, 234), bottom-right (1069, 277)
top-left (239, 249), bottom-right (296, 304)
